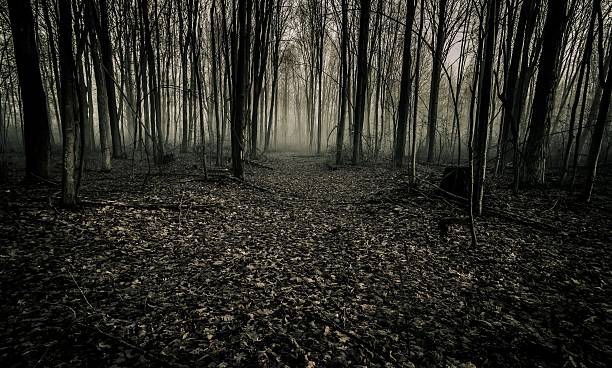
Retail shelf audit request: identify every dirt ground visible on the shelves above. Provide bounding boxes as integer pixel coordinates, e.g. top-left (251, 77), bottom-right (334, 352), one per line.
top-left (1, 152), bottom-right (611, 367)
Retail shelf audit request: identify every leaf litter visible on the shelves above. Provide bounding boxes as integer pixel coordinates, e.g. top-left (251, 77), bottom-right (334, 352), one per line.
top-left (0, 152), bottom-right (611, 367)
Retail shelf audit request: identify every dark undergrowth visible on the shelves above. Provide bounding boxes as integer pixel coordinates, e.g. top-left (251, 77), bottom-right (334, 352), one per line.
top-left (1, 152), bottom-right (611, 367)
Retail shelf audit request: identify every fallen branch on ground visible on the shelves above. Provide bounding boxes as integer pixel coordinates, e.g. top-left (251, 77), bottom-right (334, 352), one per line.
top-left (79, 199), bottom-right (217, 211)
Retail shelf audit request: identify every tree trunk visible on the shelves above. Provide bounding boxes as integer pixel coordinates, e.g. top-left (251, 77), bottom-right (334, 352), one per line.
top-left (584, 20), bottom-right (612, 201)
top-left (522, 0), bottom-right (568, 185)
top-left (500, 0), bottom-right (530, 170)
top-left (473, 0), bottom-right (499, 216)
top-left (264, 1), bottom-right (283, 153)
top-left (7, 0), bottom-right (51, 180)
top-left (179, 4), bottom-right (190, 152)
top-left (411, 0), bottom-right (425, 182)
top-left (249, 0), bottom-right (273, 159)
top-left (97, 0), bottom-right (123, 158)
top-left (84, 52), bottom-right (96, 150)
top-left (231, 0), bottom-right (251, 178)
top-left (351, 0), bottom-right (371, 164)
top-left (210, 2), bottom-right (223, 165)
top-left (561, 0), bottom-right (597, 183)
top-left (91, 36), bottom-right (113, 171)
top-left (426, 0), bottom-right (448, 163)
top-left (335, 0), bottom-right (349, 165)
top-left (42, 0), bottom-right (63, 144)
top-left (58, 0), bottom-right (77, 206)
top-left (392, 0), bottom-right (415, 168)
top-left (316, 0), bottom-right (326, 155)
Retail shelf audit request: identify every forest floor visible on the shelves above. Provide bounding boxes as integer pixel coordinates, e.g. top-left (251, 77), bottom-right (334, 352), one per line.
top-left (1, 151), bottom-right (611, 367)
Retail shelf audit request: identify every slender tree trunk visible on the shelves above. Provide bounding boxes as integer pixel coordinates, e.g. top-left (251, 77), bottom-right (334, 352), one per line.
top-left (426, 0), bottom-right (448, 163)
top-left (97, 0), bottom-right (123, 158)
top-left (352, 0), bottom-right (371, 164)
top-left (316, 0), bottom-right (326, 154)
top-left (581, 47), bottom-right (612, 157)
top-left (561, 1), bottom-right (597, 183)
top-left (91, 37), bottom-right (113, 171)
top-left (584, 24), bottom-right (612, 201)
top-left (335, 0), bottom-right (349, 165)
top-left (264, 2), bottom-right (283, 153)
top-left (211, 2), bottom-right (223, 165)
top-left (179, 5), bottom-right (190, 152)
top-left (249, 0), bottom-right (273, 159)
top-left (473, 0), bottom-right (499, 216)
top-left (500, 0), bottom-right (529, 170)
top-left (393, 0), bottom-right (415, 167)
top-left (58, 0), bottom-right (77, 206)
top-left (42, 0), bottom-right (63, 144)
top-left (411, 0), bottom-right (425, 182)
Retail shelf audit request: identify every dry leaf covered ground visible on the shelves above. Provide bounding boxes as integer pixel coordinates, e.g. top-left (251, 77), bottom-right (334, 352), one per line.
top-left (1, 153), bottom-right (611, 367)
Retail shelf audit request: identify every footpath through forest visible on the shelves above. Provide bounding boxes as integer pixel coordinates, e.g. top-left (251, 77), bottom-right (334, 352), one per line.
top-left (1, 153), bottom-right (611, 367)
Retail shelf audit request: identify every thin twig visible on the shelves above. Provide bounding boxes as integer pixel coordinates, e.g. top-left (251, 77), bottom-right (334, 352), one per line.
top-left (67, 269), bottom-right (95, 311)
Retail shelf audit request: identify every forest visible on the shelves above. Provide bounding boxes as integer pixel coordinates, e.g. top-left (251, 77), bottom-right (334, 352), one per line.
top-left (0, 0), bottom-right (611, 366)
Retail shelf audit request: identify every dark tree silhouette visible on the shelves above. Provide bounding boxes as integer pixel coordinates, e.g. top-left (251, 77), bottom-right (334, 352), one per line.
top-left (426, 0), bottom-right (448, 163)
top-left (7, 0), bottom-right (51, 180)
top-left (58, 0), bottom-right (77, 206)
top-left (335, 0), bottom-right (349, 165)
top-left (231, 0), bottom-right (251, 178)
top-left (351, 0), bottom-right (371, 164)
top-left (393, 0), bottom-right (416, 168)
top-left (523, 0), bottom-right (568, 185)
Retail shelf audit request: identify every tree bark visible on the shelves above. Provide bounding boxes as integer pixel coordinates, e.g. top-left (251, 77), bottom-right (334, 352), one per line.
top-left (179, 4), bottom-right (189, 152)
top-left (7, 0), bottom-right (51, 180)
top-left (231, 0), bottom-right (251, 178)
top-left (58, 0), bottom-right (77, 206)
top-left (249, 0), bottom-right (273, 158)
top-left (584, 15), bottom-right (612, 202)
top-left (411, 0), bottom-right (425, 182)
top-left (351, 0), bottom-right (371, 164)
top-left (335, 0), bottom-right (349, 165)
top-left (96, 0), bottom-right (123, 158)
top-left (500, 0), bottom-right (530, 170)
top-left (210, 2), bottom-right (223, 165)
top-left (264, 1), bottom-right (283, 153)
top-left (473, 0), bottom-right (499, 216)
top-left (522, 0), bottom-right (568, 185)
top-left (393, 1), bottom-right (416, 168)
top-left (426, 0), bottom-right (448, 163)
top-left (90, 35), bottom-right (113, 171)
